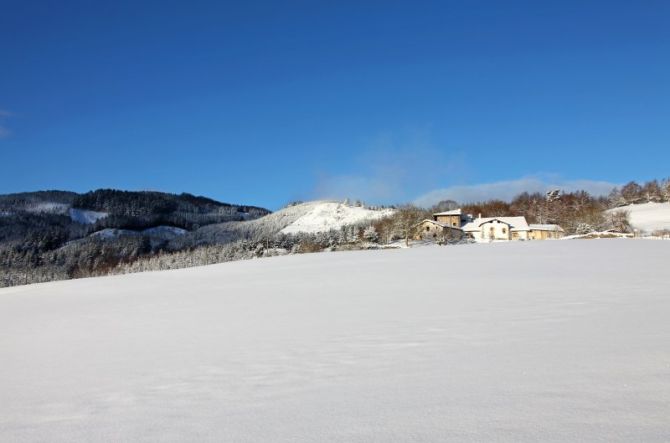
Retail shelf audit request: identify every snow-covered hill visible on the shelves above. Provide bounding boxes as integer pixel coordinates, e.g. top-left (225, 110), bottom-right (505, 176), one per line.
top-left (189, 200), bottom-right (394, 245)
top-left (1, 240), bottom-right (669, 442)
top-left (279, 201), bottom-right (394, 234)
top-left (607, 202), bottom-right (670, 233)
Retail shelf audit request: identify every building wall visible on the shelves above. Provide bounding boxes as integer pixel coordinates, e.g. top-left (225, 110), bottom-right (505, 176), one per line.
top-left (468, 221), bottom-right (529, 242)
top-left (434, 215), bottom-right (461, 227)
top-left (416, 221), bottom-right (463, 241)
top-left (482, 220), bottom-right (512, 241)
top-left (529, 229), bottom-right (563, 240)
top-left (417, 221), bottom-right (443, 240)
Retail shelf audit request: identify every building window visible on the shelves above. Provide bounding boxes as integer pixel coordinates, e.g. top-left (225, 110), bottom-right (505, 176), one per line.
top-left (502, 227), bottom-right (507, 234)
top-left (426, 226), bottom-right (430, 232)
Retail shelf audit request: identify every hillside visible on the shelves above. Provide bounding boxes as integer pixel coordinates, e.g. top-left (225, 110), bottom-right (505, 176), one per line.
top-left (1, 240), bottom-right (669, 441)
top-left (184, 200), bottom-right (394, 245)
top-left (607, 202), bottom-right (670, 233)
top-left (0, 196), bottom-right (396, 287)
top-left (279, 201), bottom-right (394, 234)
top-left (0, 189), bottom-right (270, 287)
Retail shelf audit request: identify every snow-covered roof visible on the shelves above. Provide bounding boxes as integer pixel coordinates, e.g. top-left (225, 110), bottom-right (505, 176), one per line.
top-left (416, 219), bottom-right (463, 230)
top-left (529, 224), bottom-right (564, 232)
top-left (432, 209), bottom-right (462, 216)
top-left (462, 216), bottom-right (530, 232)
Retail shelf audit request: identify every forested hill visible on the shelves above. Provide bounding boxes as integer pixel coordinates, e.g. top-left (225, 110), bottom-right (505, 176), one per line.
top-left (0, 189), bottom-right (269, 228)
top-left (0, 189), bottom-right (270, 287)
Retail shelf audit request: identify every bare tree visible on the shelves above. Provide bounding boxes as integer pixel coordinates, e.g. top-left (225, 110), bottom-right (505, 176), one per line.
top-left (394, 205), bottom-right (427, 246)
top-left (608, 210), bottom-right (632, 233)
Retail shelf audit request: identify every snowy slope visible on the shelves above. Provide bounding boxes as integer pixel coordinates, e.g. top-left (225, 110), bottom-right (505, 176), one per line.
top-left (279, 201), bottom-right (394, 234)
top-left (607, 202), bottom-right (670, 233)
top-left (190, 200), bottom-right (394, 245)
top-left (1, 240), bottom-right (669, 442)
top-left (89, 226), bottom-right (187, 241)
top-left (68, 208), bottom-right (109, 224)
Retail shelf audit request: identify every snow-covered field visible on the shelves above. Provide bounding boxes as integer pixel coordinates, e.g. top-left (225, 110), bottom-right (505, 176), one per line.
top-left (279, 201), bottom-right (394, 234)
top-left (1, 240), bottom-right (669, 442)
top-left (608, 202), bottom-right (670, 233)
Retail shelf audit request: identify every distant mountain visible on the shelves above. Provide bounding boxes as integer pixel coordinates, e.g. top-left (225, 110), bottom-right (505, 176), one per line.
top-left (0, 189), bottom-right (270, 287)
top-left (1, 189), bottom-right (268, 227)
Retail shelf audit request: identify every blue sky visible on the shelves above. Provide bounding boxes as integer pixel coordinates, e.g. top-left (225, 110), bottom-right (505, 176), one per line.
top-left (1, 1), bottom-right (668, 209)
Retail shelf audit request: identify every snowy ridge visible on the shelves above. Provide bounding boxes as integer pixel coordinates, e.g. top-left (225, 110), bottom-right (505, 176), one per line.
top-left (1, 240), bottom-right (669, 441)
top-left (607, 202), bottom-right (670, 233)
top-left (279, 201), bottom-right (394, 234)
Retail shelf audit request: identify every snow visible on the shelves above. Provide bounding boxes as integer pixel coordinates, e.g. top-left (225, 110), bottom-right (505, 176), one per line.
top-left (142, 225), bottom-right (188, 238)
top-left (607, 202), bottom-right (670, 233)
top-left (188, 201), bottom-right (393, 245)
top-left (432, 209), bottom-right (462, 216)
top-left (1, 240), bottom-right (669, 442)
top-left (25, 202), bottom-right (70, 214)
top-left (89, 228), bottom-right (138, 240)
top-left (68, 208), bottom-right (109, 224)
top-left (279, 201), bottom-right (394, 234)
top-left (89, 226), bottom-right (187, 241)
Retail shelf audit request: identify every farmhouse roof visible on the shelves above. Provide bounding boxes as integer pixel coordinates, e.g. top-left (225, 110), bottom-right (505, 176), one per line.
top-left (432, 209), bottom-right (462, 216)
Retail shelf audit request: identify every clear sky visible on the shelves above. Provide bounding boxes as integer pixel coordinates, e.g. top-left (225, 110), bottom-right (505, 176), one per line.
top-left (1, 1), bottom-right (668, 209)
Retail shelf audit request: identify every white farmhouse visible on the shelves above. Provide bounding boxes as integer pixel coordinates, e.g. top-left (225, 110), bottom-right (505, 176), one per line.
top-left (462, 216), bottom-right (530, 242)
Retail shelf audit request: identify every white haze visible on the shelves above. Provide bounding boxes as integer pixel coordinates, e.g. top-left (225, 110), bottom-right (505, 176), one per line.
top-left (414, 176), bottom-right (619, 207)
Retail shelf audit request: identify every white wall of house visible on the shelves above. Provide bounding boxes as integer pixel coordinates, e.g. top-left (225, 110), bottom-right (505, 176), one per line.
top-left (467, 220), bottom-right (530, 242)
top-left (479, 220), bottom-right (511, 241)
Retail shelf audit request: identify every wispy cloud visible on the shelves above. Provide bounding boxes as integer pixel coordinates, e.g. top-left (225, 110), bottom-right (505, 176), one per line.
top-left (413, 175), bottom-right (619, 207)
top-left (310, 129), bottom-right (618, 207)
top-left (312, 129), bottom-right (469, 204)
top-left (0, 109), bottom-right (12, 139)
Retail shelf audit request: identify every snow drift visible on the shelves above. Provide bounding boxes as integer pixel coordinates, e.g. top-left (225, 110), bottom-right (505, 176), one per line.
top-left (1, 240), bottom-right (669, 442)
